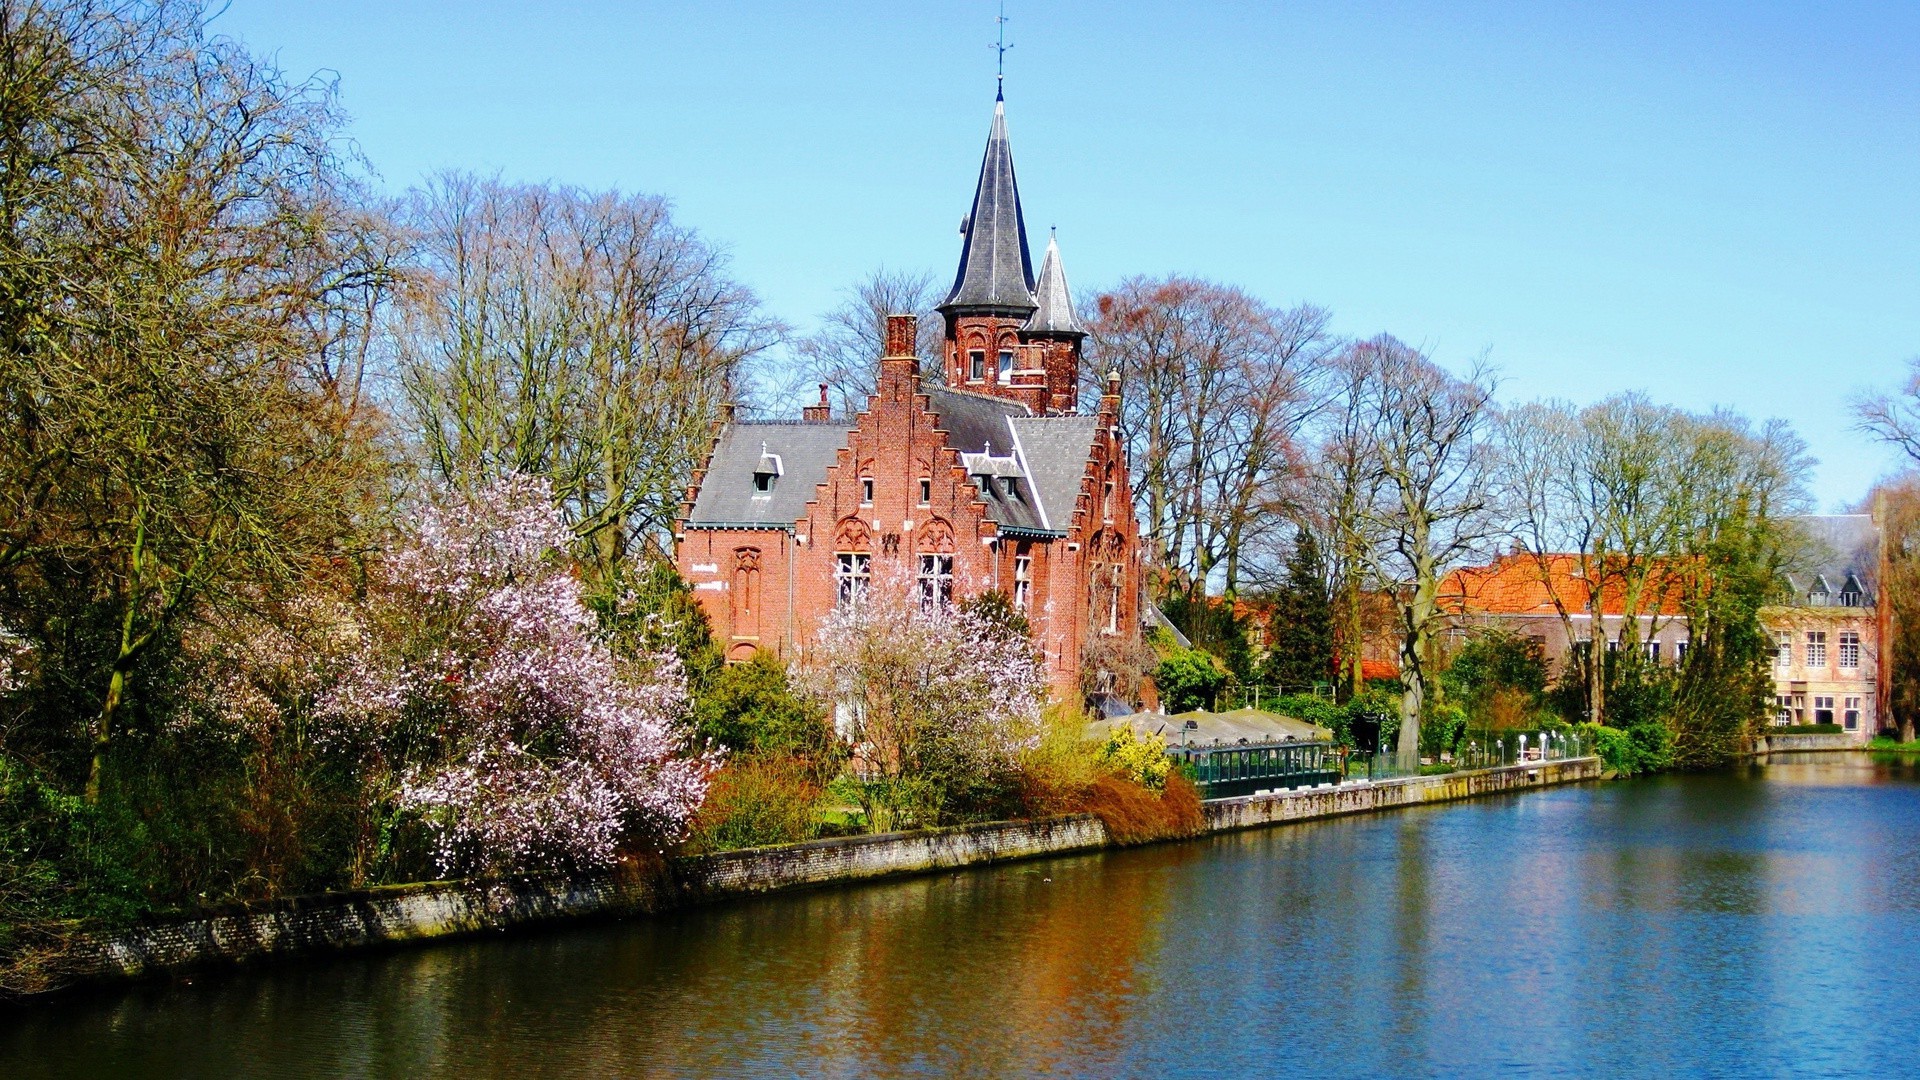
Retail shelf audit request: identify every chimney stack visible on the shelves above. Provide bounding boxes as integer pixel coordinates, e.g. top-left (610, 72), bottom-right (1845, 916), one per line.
top-left (884, 314), bottom-right (918, 362)
top-left (801, 383), bottom-right (832, 422)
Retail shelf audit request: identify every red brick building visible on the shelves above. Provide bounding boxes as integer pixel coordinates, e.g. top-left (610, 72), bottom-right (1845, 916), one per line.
top-left (674, 92), bottom-right (1143, 703)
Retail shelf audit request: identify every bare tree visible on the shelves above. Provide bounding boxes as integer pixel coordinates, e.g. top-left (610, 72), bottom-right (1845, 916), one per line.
top-left (1498, 394), bottom-right (1695, 725)
top-left (1854, 356), bottom-right (1920, 465)
top-left (1348, 337), bottom-right (1499, 767)
top-left (784, 267), bottom-right (946, 418)
top-left (390, 173), bottom-right (780, 578)
top-left (1086, 276), bottom-right (1335, 616)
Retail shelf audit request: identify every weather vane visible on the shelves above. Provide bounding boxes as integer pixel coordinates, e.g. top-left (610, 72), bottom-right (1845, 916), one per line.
top-left (993, 1), bottom-right (1012, 94)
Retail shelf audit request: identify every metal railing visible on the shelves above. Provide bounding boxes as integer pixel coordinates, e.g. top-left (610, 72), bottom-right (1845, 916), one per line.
top-left (1340, 729), bottom-right (1592, 782)
top-left (1168, 739), bottom-right (1340, 799)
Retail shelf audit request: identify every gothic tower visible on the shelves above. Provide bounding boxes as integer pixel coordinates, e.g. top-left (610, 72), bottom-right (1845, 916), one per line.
top-left (937, 91), bottom-right (1085, 414)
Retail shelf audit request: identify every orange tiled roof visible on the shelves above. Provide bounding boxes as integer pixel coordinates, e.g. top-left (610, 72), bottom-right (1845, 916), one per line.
top-left (1438, 552), bottom-right (1686, 618)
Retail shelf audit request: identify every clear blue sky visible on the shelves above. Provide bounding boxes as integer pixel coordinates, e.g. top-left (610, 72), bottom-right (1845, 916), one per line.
top-left (216, 1), bottom-right (1919, 511)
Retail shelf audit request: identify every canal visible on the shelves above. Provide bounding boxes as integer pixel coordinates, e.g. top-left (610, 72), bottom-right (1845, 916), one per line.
top-left (5, 752), bottom-right (1919, 1077)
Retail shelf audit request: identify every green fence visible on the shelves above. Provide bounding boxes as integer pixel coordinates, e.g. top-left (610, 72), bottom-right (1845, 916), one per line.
top-left (1169, 739), bottom-right (1340, 799)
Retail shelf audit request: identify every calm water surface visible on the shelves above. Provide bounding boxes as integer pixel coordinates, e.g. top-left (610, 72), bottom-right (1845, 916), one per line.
top-left (5, 752), bottom-right (1919, 1078)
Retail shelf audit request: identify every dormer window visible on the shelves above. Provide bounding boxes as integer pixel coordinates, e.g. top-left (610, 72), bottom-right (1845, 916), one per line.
top-left (1841, 574), bottom-right (1863, 607)
top-left (1004, 477), bottom-right (1022, 503)
top-left (752, 445), bottom-right (782, 495)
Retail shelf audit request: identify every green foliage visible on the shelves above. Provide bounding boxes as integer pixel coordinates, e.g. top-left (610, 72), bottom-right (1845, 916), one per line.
top-left (1575, 722), bottom-right (1673, 776)
top-left (1154, 648), bottom-right (1228, 714)
top-left (1770, 723), bottom-right (1843, 734)
top-left (1346, 688), bottom-right (1402, 753)
top-left (690, 654), bottom-right (839, 772)
top-left (1271, 693), bottom-right (1345, 732)
top-left (1097, 726), bottom-right (1171, 791)
top-left (588, 559), bottom-right (725, 692)
top-left (1442, 631), bottom-right (1548, 716)
top-left (959, 590), bottom-right (1031, 641)
top-left (1161, 594), bottom-right (1255, 681)
top-left (1422, 702), bottom-right (1469, 758)
top-left (1258, 529), bottom-right (1335, 691)
top-left (0, 756), bottom-right (144, 935)
top-left (686, 758), bottom-right (823, 852)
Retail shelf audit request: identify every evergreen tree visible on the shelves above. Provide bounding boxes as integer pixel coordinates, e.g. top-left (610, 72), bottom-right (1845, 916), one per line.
top-left (1260, 530), bottom-right (1336, 691)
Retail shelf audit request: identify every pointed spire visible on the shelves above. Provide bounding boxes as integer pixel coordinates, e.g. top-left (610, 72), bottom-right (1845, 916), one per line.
top-left (941, 95), bottom-right (1036, 316)
top-left (1024, 231), bottom-right (1082, 335)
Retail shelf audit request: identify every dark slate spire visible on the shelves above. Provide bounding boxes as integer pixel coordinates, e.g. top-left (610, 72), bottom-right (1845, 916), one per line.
top-left (1024, 232), bottom-right (1081, 335)
top-left (941, 91), bottom-right (1036, 316)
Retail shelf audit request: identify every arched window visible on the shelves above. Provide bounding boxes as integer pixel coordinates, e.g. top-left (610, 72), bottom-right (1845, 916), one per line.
top-left (731, 548), bottom-right (761, 638)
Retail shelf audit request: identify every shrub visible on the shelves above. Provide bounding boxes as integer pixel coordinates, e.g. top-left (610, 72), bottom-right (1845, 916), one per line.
top-left (1084, 772), bottom-right (1205, 845)
top-left (691, 653), bottom-right (840, 775)
top-left (1422, 702), bottom-right (1469, 758)
top-left (1770, 723), bottom-right (1842, 734)
top-left (1154, 648), bottom-right (1227, 714)
top-left (1097, 726), bottom-right (1171, 791)
top-left (686, 758), bottom-right (823, 852)
top-left (1576, 721), bottom-right (1673, 776)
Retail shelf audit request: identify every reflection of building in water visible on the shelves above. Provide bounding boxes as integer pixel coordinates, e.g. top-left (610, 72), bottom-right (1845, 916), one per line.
top-left (1435, 514), bottom-right (1888, 742)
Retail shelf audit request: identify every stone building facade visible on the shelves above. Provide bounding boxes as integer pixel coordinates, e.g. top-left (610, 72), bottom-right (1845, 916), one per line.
top-left (675, 93), bottom-right (1143, 703)
top-left (1435, 514), bottom-right (1889, 742)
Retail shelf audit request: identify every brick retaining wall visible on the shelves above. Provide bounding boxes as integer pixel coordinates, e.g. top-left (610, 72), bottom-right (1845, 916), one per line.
top-left (12, 759), bottom-right (1599, 1000)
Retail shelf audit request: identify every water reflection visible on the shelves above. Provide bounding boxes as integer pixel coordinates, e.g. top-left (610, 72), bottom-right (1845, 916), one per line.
top-left (6, 754), bottom-right (1920, 1077)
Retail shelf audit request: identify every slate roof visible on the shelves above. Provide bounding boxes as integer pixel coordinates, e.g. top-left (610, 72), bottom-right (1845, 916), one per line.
top-left (684, 422), bottom-right (847, 528)
top-left (684, 390), bottom-right (1098, 538)
top-left (940, 94), bottom-right (1036, 315)
top-left (1785, 514), bottom-right (1879, 606)
top-left (1024, 234), bottom-right (1082, 335)
top-left (1008, 414), bottom-right (1100, 531)
top-left (1089, 708), bottom-right (1333, 747)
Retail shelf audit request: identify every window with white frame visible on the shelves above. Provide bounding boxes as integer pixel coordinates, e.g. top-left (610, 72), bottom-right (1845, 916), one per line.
top-left (1646, 641), bottom-right (1661, 663)
top-left (918, 478), bottom-right (931, 507)
top-left (969, 350), bottom-right (985, 382)
top-left (1813, 695), bottom-right (1835, 724)
top-left (1840, 630), bottom-right (1860, 669)
top-left (918, 554), bottom-right (953, 612)
top-left (1775, 695), bottom-right (1794, 725)
top-left (1105, 565), bottom-right (1122, 635)
top-left (1775, 631), bottom-right (1791, 668)
top-left (1844, 696), bottom-right (1862, 730)
top-left (859, 477), bottom-right (874, 505)
top-left (1792, 693), bottom-right (1806, 723)
top-left (835, 552), bottom-right (870, 607)
top-left (1676, 640), bottom-right (1689, 664)
top-left (998, 349), bottom-right (1014, 382)
top-left (1013, 555), bottom-right (1032, 612)
top-left (1806, 630), bottom-right (1827, 668)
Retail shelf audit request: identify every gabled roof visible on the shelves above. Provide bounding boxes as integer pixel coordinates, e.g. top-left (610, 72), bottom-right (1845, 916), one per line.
top-left (1024, 234), bottom-right (1082, 335)
top-left (1008, 414), bottom-right (1100, 532)
top-left (940, 93), bottom-right (1036, 315)
top-left (684, 422), bottom-right (847, 528)
top-left (1785, 514), bottom-right (1879, 605)
top-left (1438, 552), bottom-right (1687, 618)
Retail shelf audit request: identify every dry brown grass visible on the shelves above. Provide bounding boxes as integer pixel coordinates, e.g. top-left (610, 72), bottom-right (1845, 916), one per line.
top-left (1081, 772), bottom-right (1205, 845)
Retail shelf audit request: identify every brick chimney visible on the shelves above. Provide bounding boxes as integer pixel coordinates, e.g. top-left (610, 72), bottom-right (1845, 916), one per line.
top-left (801, 383), bottom-right (832, 422)
top-left (879, 314), bottom-right (920, 401)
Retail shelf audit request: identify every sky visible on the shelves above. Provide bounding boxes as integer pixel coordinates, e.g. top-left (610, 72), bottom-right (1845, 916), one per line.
top-left (213, 1), bottom-right (1919, 511)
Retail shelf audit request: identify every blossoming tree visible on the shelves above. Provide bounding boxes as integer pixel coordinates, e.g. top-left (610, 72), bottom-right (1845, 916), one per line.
top-left (320, 476), bottom-right (713, 876)
top-left (801, 582), bottom-right (1045, 830)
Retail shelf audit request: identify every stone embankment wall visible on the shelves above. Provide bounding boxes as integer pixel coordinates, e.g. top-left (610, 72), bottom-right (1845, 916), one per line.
top-left (1752, 732), bottom-right (1861, 753)
top-left (19, 759), bottom-right (1597, 999)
